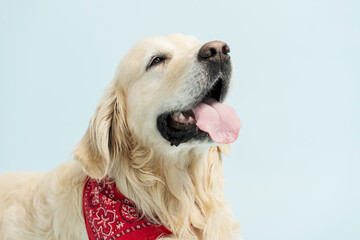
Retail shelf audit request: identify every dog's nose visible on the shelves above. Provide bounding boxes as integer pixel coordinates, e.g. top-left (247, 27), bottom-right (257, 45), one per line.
top-left (198, 41), bottom-right (230, 63)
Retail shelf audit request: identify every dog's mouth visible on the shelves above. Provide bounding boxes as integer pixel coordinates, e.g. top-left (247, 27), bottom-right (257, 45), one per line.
top-left (157, 78), bottom-right (241, 146)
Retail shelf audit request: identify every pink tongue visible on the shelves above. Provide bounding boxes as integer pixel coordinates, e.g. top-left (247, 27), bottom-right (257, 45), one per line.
top-left (192, 99), bottom-right (241, 144)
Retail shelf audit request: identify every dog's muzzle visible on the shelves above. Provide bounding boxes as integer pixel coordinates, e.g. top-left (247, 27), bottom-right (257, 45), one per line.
top-left (156, 41), bottom-right (241, 147)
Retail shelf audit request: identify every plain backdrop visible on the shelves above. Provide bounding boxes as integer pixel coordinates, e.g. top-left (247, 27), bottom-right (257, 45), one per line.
top-left (0, 0), bottom-right (359, 239)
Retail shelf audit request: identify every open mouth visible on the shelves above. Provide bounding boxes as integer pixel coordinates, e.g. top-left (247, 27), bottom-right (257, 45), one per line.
top-left (167, 77), bottom-right (224, 128)
top-left (157, 78), bottom-right (240, 146)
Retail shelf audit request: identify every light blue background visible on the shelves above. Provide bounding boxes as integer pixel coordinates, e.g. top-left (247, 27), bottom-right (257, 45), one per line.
top-left (0, 1), bottom-right (359, 239)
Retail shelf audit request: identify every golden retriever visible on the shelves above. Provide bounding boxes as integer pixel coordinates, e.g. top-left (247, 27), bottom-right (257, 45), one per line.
top-left (0, 34), bottom-right (241, 240)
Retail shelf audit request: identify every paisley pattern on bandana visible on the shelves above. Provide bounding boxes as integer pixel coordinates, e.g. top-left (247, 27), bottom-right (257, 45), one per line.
top-left (83, 177), bottom-right (172, 240)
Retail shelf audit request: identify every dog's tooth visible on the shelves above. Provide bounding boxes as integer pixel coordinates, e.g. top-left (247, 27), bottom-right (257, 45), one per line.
top-left (172, 112), bottom-right (194, 124)
top-left (188, 116), bottom-right (195, 124)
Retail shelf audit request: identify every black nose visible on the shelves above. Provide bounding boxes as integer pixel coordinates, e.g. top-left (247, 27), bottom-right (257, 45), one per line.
top-left (198, 41), bottom-right (230, 63)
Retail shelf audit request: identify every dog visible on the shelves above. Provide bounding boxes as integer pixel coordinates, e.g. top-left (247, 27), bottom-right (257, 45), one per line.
top-left (0, 34), bottom-right (241, 240)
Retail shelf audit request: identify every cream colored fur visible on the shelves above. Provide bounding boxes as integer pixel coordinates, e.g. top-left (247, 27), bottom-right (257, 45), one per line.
top-left (0, 34), bottom-right (240, 240)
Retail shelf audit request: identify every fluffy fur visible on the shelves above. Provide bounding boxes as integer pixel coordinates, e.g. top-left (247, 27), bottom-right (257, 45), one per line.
top-left (0, 34), bottom-right (240, 240)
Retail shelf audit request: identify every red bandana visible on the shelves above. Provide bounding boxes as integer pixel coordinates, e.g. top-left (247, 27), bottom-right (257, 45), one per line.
top-left (83, 177), bottom-right (172, 240)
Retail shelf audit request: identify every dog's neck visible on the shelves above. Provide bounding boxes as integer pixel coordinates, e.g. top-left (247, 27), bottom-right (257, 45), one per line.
top-left (106, 144), bottom-right (231, 239)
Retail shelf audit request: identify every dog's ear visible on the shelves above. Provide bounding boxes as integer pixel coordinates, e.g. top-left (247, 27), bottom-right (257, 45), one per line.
top-left (73, 89), bottom-right (131, 179)
top-left (217, 144), bottom-right (231, 156)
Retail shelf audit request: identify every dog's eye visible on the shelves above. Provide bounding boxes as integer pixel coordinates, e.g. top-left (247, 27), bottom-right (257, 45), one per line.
top-left (147, 56), bottom-right (166, 70)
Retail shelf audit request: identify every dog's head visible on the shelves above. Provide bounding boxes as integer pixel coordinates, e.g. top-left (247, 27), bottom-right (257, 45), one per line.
top-left (74, 34), bottom-right (240, 178)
